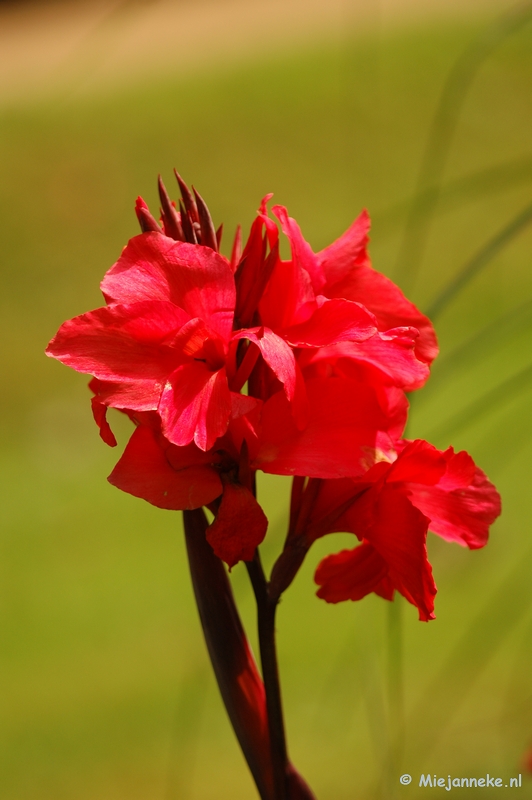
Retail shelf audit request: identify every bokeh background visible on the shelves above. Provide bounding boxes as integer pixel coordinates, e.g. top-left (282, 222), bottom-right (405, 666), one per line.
top-left (1, 0), bottom-right (532, 797)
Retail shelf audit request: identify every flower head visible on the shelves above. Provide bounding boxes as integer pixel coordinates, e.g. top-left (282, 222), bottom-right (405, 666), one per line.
top-left (271, 439), bottom-right (500, 620)
top-left (46, 173), bottom-right (500, 595)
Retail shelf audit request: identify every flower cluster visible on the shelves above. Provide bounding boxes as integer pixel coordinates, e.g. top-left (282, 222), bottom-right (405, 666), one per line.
top-left (46, 173), bottom-right (500, 620)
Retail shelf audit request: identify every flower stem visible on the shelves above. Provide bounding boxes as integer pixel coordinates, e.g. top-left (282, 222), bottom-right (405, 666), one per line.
top-left (183, 509), bottom-right (275, 800)
top-left (247, 552), bottom-right (289, 800)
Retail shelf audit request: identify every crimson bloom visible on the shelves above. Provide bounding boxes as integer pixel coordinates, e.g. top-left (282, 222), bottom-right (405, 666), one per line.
top-left (271, 439), bottom-right (500, 620)
top-left (47, 232), bottom-right (258, 452)
top-left (47, 195), bottom-right (402, 455)
top-left (46, 173), bottom-right (502, 800)
top-left (102, 368), bottom-right (406, 567)
top-left (46, 177), bottom-right (437, 573)
top-left (106, 410), bottom-right (269, 568)
top-left (46, 177), bottom-right (499, 604)
top-left (272, 204), bottom-right (438, 366)
top-left (258, 205), bottom-right (434, 393)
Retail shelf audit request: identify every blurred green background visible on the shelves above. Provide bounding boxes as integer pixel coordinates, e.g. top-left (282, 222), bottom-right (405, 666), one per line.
top-left (1, 0), bottom-right (532, 797)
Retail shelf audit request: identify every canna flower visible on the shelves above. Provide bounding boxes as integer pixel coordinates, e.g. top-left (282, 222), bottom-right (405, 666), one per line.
top-left (45, 172), bottom-right (502, 800)
top-left (271, 204), bottom-right (438, 366)
top-left (46, 174), bottom-right (500, 602)
top-left (47, 230), bottom-right (242, 452)
top-left (102, 368), bottom-right (405, 567)
top-left (46, 175), bottom-right (450, 575)
top-left (272, 439), bottom-right (501, 620)
top-left (258, 204), bottom-right (434, 392)
top-left (106, 409), bottom-right (268, 568)
top-left (47, 181), bottom-right (398, 455)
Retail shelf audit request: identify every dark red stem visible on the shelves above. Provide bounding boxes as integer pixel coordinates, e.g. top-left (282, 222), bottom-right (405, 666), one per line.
top-left (183, 509), bottom-right (317, 800)
top-left (246, 552), bottom-right (289, 800)
top-left (183, 509), bottom-right (275, 800)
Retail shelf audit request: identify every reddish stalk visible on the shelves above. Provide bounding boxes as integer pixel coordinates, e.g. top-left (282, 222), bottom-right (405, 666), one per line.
top-left (184, 509), bottom-right (316, 800)
top-left (246, 552), bottom-right (289, 800)
top-left (183, 509), bottom-right (275, 800)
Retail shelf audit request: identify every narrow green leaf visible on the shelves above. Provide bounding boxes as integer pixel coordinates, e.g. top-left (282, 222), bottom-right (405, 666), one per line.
top-left (426, 200), bottom-right (532, 321)
top-left (394, 2), bottom-right (532, 295)
top-left (375, 154), bottom-right (532, 235)
top-left (426, 362), bottom-right (532, 442)
top-left (424, 298), bottom-right (532, 391)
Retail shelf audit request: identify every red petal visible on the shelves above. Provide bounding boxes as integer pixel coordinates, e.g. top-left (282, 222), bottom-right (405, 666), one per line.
top-left (226, 399), bottom-right (263, 462)
top-left (206, 482), bottom-right (268, 567)
top-left (407, 466), bottom-right (501, 549)
top-left (298, 326), bottom-right (429, 392)
top-left (359, 487), bottom-right (436, 621)
top-left (387, 439), bottom-right (447, 485)
top-left (298, 477), bottom-right (365, 543)
top-left (108, 426), bottom-right (222, 510)
top-left (87, 375), bottom-right (163, 412)
top-left (46, 301), bottom-right (191, 399)
top-left (101, 233), bottom-right (235, 341)
top-left (259, 258), bottom-right (317, 330)
top-left (282, 298), bottom-right (377, 347)
top-left (343, 329), bottom-right (429, 390)
top-left (312, 480), bottom-right (437, 618)
top-left (233, 327), bottom-right (308, 418)
top-left (437, 447), bottom-right (476, 490)
top-left (159, 363), bottom-right (231, 451)
top-left (230, 225), bottom-right (242, 272)
top-left (315, 210), bottom-right (371, 286)
top-left (373, 574), bottom-right (396, 601)
top-left (240, 195), bottom-right (278, 260)
top-left (299, 355), bottom-right (409, 443)
top-left (272, 205), bottom-right (326, 293)
top-left (233, 328), bottom-right (296, 396)
top-left (257, 194), bottom-right (279, 247)
top-left (90, 396), bottom-right (117, 447)
top-left (315, 542), bottom-right (389, 602)
top-left (255, 377), bottom-right (403, 478)
top-left (236, 198), bottom-right (280, 325)
top-left (230, 392), bottom-right (261, 419)
top-left (320, 248), bottom-right (438, 364)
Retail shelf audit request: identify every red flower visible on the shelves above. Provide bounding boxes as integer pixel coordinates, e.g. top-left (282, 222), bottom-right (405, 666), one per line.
top-left (47, 235), bottom-right (238, 451)
top-left (271, 204), bottom-right (438, 366)
top-left (47, 191), bottom-right (405, 454)
top-left (106, 411), bottom-right (267, 568)
top-left (46, 176), bottom-right (499, 593)
top-left (46, 227), bottom-right (313, 452)
top-left (45, 174), bottom-right (502, 800)
top-left (254, 375), bottom-right (407, 479)
top-left (272, 440), bottom-right (501, 620)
